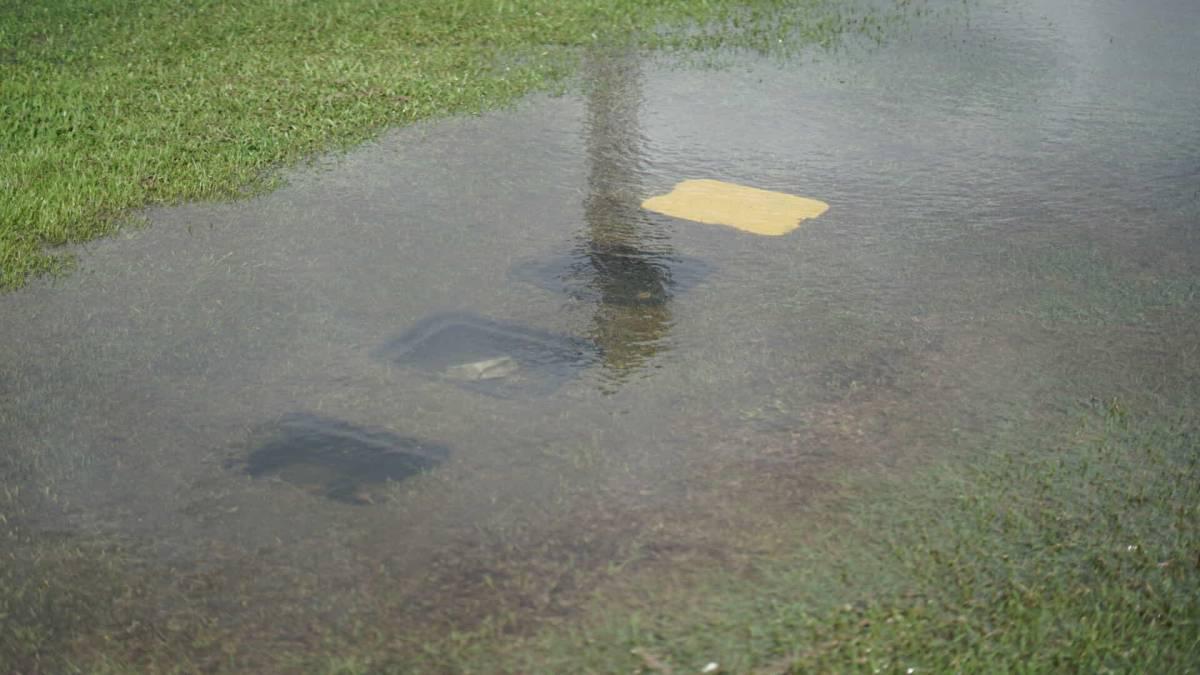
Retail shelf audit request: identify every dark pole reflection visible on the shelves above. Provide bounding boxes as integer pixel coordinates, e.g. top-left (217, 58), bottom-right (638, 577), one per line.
top-left (580, 50), bottom-right (674, 384)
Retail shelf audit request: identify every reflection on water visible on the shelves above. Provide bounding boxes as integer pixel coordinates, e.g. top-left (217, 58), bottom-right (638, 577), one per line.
top-left (510, 247), bottom-right (712, 307)
top-left (580, 51), bottom-right (675, 383)
top-left (238, 413), bottom-right (448, 505)
top-left (581, 241), bottom-right (674, 307)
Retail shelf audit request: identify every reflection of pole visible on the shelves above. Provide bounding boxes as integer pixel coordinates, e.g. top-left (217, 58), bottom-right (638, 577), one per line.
top-left (585, 51), bottom-right (643, 249)
top-left (583, 50), bottom-right (673, 381)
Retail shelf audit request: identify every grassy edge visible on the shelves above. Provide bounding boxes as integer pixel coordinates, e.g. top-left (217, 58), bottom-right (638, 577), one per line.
top-left (0, 0), bottom-right (916, 290)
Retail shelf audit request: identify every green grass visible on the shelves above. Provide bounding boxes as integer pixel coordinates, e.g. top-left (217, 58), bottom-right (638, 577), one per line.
top-left (0, 0), bottom-right (891, 289)
top-left (419, 399), bottom-right (1199, 673)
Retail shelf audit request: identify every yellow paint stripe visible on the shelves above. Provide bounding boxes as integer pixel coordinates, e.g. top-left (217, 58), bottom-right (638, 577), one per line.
top-left (641, 179), bottom-right (829, 236)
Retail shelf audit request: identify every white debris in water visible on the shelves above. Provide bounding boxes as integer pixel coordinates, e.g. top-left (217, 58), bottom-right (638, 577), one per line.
top-left (443, 355), bottom-right (519, 381)
top-left (701, 663), bottom-right (719, 674)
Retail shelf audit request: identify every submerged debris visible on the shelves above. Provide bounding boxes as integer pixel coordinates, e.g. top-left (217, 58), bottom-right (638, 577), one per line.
top-left (641, 179), bottom-right (828, 236)
top-left (376, 312), bottom-right (597, 397)
top-left (236, 412), bottom-right (448, 505)
top-left (444, 355), bottom-right (520, 381)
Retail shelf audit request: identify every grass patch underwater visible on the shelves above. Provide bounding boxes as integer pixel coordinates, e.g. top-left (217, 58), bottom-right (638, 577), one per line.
top-left (5, 400), bottom-right (1196, 672)
top-left (0, 0), bottom-right (911, 289)
top-left (398, 399), bottom-right (1199, 673)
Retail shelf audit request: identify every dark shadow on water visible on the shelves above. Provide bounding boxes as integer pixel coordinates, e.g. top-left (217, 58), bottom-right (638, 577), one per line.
top-left (237, 413), bottom-right (449, 505)
top-left (582, 52), bottom-right (679, 386)
top-left (375, 312), bottom-right (598, 398)
top-left (508, 245), bottom-right (713, 308)
top-left (510, 51), bottom-right (693, 389)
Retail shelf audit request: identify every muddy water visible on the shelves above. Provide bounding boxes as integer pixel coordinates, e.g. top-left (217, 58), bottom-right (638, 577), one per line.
top-left (2, 0), bottom-right (1198, 660)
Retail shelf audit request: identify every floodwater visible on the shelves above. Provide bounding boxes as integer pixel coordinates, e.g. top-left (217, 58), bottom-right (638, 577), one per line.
top-left (2, 0), bottom-right (1198, 666)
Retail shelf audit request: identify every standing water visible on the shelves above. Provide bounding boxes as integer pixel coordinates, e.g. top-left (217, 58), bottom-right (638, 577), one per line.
top-left (1, 0), bottom-right (1198, 668)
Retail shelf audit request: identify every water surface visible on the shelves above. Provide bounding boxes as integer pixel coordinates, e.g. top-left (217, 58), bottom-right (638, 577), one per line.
top-left (1, 0), bottom-right (1197, 662)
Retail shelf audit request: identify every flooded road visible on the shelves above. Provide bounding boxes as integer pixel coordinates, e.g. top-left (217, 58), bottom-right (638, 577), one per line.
top-left (2, 0), bottom-right (1198, 666)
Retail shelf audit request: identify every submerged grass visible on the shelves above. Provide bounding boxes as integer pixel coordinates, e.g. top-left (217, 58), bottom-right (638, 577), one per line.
top-left (0, 0), bottom-right (893, 289)
top-left (423, 399), bottom-right (1199, 673)
top-left (13, 398), bottom-right (1191, 672)
top-left (1018, 245), bottom-right (1200, 327)
top-left (3, 257), bottom-right (1196, 672)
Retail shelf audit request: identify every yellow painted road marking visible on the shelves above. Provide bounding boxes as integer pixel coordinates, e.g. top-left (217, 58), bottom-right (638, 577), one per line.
top-left (641, 179), bottom-right (829, 236)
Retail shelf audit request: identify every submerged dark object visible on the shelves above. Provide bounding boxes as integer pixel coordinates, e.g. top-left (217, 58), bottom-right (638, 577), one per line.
top-left (508, 243), bottom-right (713, 308)
top-left (376, 313), bottom-right (597, 398)
top-left (239, 413), bottom-right (448, 505)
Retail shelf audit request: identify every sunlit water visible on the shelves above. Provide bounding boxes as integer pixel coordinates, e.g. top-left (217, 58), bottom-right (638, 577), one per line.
top-left (2, 0), bottom-right (1197, 655)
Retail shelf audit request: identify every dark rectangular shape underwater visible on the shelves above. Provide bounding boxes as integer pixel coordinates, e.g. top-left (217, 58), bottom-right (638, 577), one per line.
top-left (376, 313), bottom-right (598, 398)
